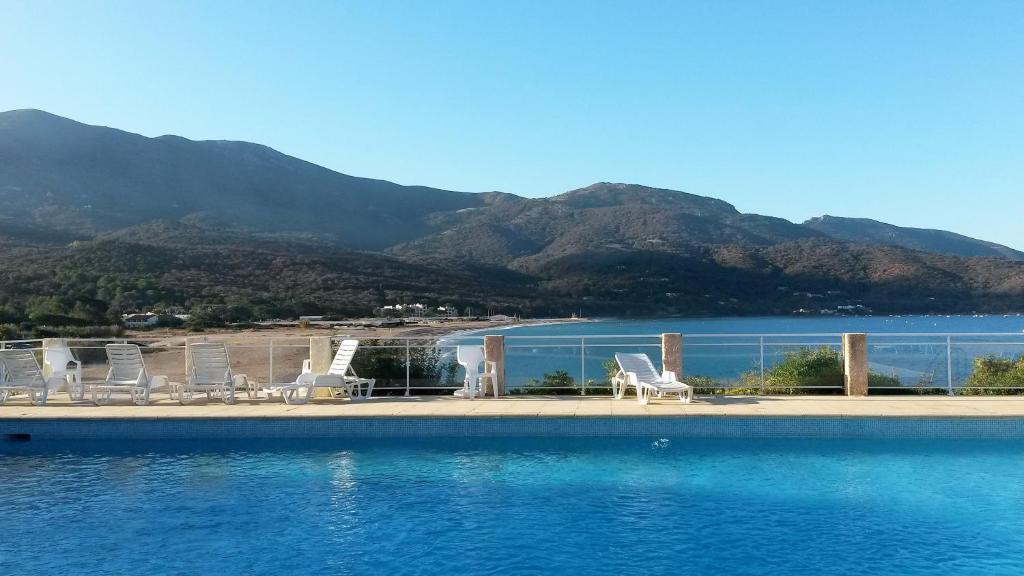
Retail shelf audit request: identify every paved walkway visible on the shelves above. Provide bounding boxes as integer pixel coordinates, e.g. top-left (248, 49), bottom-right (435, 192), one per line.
top-left (4, 395), bottom-right (1024, 418)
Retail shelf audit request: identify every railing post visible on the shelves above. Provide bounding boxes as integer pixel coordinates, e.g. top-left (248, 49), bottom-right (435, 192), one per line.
top-left (184, 336), bottom-right (190, 383)
top-left (580, 337), bottom-right (586, 396)
top-left (405, 339), bottom-right (411, 397)
top-left (842, 333), bottom-right (868, 396)
top-left (759, 336), bottom-right (765, 394)
top-left (946, 335), bottom-right (954, 396)
top-left (483, 335), bottom-right (505, 396)
top-left (661, 333), bottom-right (682, 379)
top-left (269, 339), bottom-right (275, 386)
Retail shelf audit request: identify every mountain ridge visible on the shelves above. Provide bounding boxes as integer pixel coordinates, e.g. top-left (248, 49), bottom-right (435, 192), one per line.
top-left (1, 109), bottom-right (1022, 324)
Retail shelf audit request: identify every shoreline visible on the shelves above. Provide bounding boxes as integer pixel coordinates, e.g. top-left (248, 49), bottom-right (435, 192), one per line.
top-left (118, 317), bottom-right (595, 344)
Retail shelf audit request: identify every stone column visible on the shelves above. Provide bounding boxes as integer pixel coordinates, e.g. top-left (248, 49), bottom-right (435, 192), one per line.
top-left (661, 333), bottom-right (682, 378)
top-left (483, 335), bottom-right (505, 396)
top-left (842, 333), bottom-right (868, 396)
top-left (309, 336), bottom-right (334, 398)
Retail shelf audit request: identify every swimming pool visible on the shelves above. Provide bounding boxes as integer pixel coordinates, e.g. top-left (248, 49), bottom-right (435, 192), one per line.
top-left (3, 437), bottom-right (1023, 575)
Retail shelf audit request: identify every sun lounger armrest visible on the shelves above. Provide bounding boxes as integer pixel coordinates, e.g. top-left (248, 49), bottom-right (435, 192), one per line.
top-left (301, 359), bottom-right (312, 374)
top-left (662, 370), bottom-right (678, 383)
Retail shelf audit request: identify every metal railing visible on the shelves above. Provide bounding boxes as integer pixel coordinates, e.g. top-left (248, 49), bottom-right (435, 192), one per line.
top-left (494, 333), bottom-right (848, 394)
top-left (866, 333), bottom-right (1024, 394)
top-left (3, 332), bottom-right (1024, 396)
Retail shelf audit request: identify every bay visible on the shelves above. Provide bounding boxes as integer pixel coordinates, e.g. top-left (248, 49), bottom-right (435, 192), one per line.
top-left (450, 315), bottom-right (1024, 390)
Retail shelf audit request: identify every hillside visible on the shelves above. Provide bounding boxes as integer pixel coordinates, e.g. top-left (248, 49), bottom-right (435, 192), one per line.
top-left (0, 109), bottom-right (489, 249)
top-left (1, 109), bottom-right (1023, 326)
top-left (803, 216), bottom-right (1024, 261)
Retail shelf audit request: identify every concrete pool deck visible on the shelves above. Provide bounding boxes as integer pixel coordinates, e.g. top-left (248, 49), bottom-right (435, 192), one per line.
top-left (5, 395), bottom-right (1024, 419)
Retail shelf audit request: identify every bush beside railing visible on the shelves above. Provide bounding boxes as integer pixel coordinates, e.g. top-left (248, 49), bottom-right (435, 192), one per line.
top-left (687, 347), bottom-right (911, 395)
top-left (960, 355), bottom-right (1024, 395)
top-left (350, 339), bottom-right (460, 395)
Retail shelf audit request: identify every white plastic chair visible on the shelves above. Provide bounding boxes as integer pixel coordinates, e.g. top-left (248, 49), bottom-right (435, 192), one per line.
top-left (87, 344), bottom-right (170, 405)
top-left (267, 339), bottom-right (374, 404)
top-left (453, 345), bottom-right (498, 399)
top-left (43, 345), bottom-right (83, 400)
top-left (183, 342), bottom-right (251, 404)
top-left (613, 352), bottom-right (693, 405)
top-left (0, 349), bottom-right (53, 405)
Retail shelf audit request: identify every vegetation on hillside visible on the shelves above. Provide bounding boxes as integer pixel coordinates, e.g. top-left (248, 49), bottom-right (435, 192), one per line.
top-left (2, 109), bottom-right (1024, 329)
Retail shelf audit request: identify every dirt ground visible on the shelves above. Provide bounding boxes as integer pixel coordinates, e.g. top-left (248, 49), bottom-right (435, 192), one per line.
top-left (66, 318), bottom-right (580, 387)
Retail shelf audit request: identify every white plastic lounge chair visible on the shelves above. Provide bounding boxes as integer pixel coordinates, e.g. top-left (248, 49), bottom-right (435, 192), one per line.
top-left (613, 352), bottom-right (693, 405)
top-left (183, 343), bottom-right (252, 405)
top-left (43, 344), bottom-right (84, 400)
top-left (0, 349), bottom-right (54, 405)
top-left (453, 345), bottom-right (498, 399)
top-left (87, 344), bottom-right (171, 405)
top-left (266, 339), bottom-right (374, 405)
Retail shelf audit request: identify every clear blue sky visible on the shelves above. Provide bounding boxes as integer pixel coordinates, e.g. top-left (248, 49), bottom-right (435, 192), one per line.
top-left (3, 0), bottom-right (1023, 248)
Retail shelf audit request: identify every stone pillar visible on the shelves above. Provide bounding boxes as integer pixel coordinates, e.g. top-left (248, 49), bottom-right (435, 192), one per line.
top-left (842, 333), bottom-right (868, 396)
top-left (661, 333), bottom-right (682, 378)
top-left (309, 336), bottom-right (335, 398)
top-left (483, 335), bottom-right (505, 396)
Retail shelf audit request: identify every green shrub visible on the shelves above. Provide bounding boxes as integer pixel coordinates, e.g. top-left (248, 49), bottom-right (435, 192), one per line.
top-left (0, 323), bottom-right (20, 340)
top-left (591, 349), bottom-right (921, 397)
top-left (868, 372), bottom-right (901, 388)
top-left (961, 355), bottom-right (1024, 395)
top-left (864, 372), bottom-right (944, 395)
top-left (350, 339), bottom-right (459, 396)
top-left (514, 369), bottom-right (578, 395)
top-left (759, 347), bottom-right (844, 393)
top-left (687, 374), bottom-right (763, 395)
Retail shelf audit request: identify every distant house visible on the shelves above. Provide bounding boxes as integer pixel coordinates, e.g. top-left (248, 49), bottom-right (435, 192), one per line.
top-left (379, 303), bottom-right (457, 319)
top-left (122, 313), bottom-right (160, 328)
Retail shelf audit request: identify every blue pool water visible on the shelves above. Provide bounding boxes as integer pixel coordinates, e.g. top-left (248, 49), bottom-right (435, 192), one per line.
top-left (4, 437), bottom-right (1024, 575)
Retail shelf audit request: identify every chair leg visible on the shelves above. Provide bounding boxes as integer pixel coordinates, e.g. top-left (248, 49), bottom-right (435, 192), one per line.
top-left (30, 388), bottom-right (48, 406)
top-left (637, 386), bottom-right (650, 405)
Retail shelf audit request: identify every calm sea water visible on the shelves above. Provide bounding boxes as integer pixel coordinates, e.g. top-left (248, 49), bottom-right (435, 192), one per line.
top-left (4, 437), bottom-right (1024, 575)
top-left (451, 315), bottom-right (1024, 389)
top-left (496, 314), bottom-right (1024, 338)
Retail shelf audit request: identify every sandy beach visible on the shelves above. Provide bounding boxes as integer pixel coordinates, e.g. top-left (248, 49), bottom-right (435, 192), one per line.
top-left (87, 318), bottom-right (588, 387)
